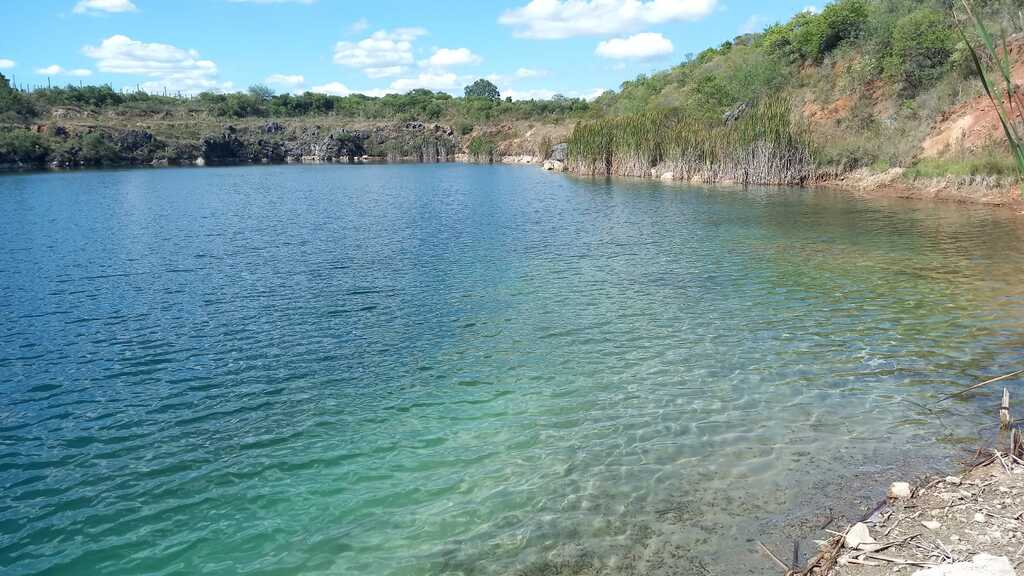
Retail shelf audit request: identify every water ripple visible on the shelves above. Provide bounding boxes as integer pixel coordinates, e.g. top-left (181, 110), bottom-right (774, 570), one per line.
top-left (1, 166), bottom-right (1024, 575)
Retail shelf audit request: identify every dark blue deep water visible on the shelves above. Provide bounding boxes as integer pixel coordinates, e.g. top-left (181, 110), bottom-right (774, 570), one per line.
top-left (2, 164), bottom-right (1024, 575)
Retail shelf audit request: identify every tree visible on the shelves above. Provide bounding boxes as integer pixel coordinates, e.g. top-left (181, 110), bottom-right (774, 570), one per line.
top-left (464, 79), bottom-right (500, 101)
top-left (248, 84), bottom-right (274, 102)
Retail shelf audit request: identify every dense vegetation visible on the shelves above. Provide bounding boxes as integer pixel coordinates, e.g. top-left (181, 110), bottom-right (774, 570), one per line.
top-left (573, 0), bottom-right (1022, 180)
top-left (2, 0), bottom-right (1022, 178)
top-left (0, 73), bottom-right (588, 124)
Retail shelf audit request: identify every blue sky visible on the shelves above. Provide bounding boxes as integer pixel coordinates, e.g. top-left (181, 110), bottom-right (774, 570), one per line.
top-left (1, 0), bottom-right (820, 99)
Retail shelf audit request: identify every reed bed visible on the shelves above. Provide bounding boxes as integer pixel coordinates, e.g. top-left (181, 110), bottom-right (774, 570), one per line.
top-left (567, 97), bottom-right (814, 185)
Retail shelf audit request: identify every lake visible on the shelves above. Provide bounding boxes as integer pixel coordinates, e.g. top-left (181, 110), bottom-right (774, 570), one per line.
top-left (2, 164), bottom-right (1023, 575)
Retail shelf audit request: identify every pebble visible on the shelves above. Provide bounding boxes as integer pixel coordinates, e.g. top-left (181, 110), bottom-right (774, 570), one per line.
top-left (888, 482), bottom-right (912, 500)
top-left (845, 522), bottom-right (875, 549)
top-left (945, 476), bottom-right (962, 485)
top-left (922, 520), bottom-right (942, 530)
top-left (974, 512), bottom-right (987, 523)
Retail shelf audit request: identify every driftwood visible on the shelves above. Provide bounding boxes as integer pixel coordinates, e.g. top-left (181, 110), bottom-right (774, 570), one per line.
top-left (938, 369), bottom-right (1024, 402)
top-left (758, 540), bottom-right (792, 572)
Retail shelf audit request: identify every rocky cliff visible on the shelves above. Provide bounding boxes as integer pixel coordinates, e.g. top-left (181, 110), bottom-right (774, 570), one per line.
top-left (13, 120), bottom-right (461, 169)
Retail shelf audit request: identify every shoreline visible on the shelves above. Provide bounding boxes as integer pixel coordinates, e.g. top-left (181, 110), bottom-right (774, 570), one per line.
top-left (767, 382), bottom-right (1024, 576)
top-left (4, 156), bottom-right (1023, 211)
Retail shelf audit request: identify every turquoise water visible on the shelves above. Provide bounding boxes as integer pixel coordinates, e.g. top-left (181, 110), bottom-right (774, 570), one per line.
top-left (2, 164), bottom-right (1024, 575)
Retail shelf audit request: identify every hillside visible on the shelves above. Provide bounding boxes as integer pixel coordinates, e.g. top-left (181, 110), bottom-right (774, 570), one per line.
top-left (2, 0), bottom-right (1024, 199)
top-left (572, 0), bottom-right (1023, 185)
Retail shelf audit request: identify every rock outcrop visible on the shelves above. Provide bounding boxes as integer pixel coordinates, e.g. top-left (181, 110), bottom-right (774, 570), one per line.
top-left (3, 120), bottom-right (462, 169)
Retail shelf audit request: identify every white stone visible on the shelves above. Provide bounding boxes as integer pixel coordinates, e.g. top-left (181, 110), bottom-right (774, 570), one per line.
top-left (945, 476), bottom-right (962, 485)
top-left (660, 171), bottom-right (674, 181)
top-left (845, 522), bottom-right (876, 550)
top-left (975, 513), bottom-right (988, 523)
top-left (911, 554), bottom-right (1016, 576)
top-left (889, 482), bottom-right (912, 499)
top-left (921, 520), bottom-right (942, 530)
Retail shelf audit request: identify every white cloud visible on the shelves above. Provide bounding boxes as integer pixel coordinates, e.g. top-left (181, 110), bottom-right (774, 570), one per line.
top-left (350, 71), bottom-right (464, 97)
top-left (357, 88), bottom-right (394, 97)
top-left (503, 87), bottom-right (606, 101)
top-left (503, 88), bottom-right (557, 100)
top-left (0, 59), bottom-right (15, 69)
top-left (333, 28), bottom-right (427, 78)
top-left (365, 66), bottom-right (404, 78)
top-left (34, 65), bottom-right (93, 77)
top-left (515, 67), bottom-right (546, 78)
top-left (73, 0), bottom-right (137, 14)
top-left (421, 48), bottom-right (481, 68)
top-left (265, 73), bottom-right (304, 87)
top-left (803, 5), bottom-right (819, 14)
top-left (389, 72), bottom-right (459, 92)
top-left (310, 81), bottom-right (351, 96)
top-left (36, 65), bottom-right (65, 75)
top-left (595, 32), bottom-right (673, 60)
top-left (82, 35), bottom-right (228, 93)
top-left (500, 0), bottom-right (716, 39)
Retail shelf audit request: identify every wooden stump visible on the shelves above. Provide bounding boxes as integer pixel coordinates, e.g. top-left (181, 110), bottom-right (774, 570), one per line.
top-left (1000, 387), bottom-right (1011, 430)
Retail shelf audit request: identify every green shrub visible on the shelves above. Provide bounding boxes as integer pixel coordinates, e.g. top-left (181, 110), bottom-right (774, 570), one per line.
top-left (0, 129), bottom-right (50, 165)
top-left (885, 9), bottom-right (956, 93)
top-left (788, 11), bottom-right (829, 60)
top-left (819, 0), bottom-right (870, 54)
top-left (0, 74), bottom-right (37, 120)
top-left (79, 132), bottom-right (121, 165)
top-left (763, 0), bottom-right (869, 62)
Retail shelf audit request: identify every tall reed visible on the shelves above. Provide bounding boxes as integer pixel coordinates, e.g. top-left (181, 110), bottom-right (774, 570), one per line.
top-left (567, 96), bottom-right (813, 185)
top-left (956, 0), bottom-right (1024, 191)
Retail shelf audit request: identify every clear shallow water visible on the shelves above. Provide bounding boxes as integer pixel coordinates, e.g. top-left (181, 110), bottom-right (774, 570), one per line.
top-left (2, 164), bottom-right (1024, 576)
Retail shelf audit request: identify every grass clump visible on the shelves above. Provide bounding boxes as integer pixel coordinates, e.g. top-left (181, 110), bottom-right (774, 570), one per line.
top-left (904, 146), bottom-right (1020, 179)
top-left (567, 96), bottom-right (813, 185)
top-left (467, 136), bottom-right (497, 163)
